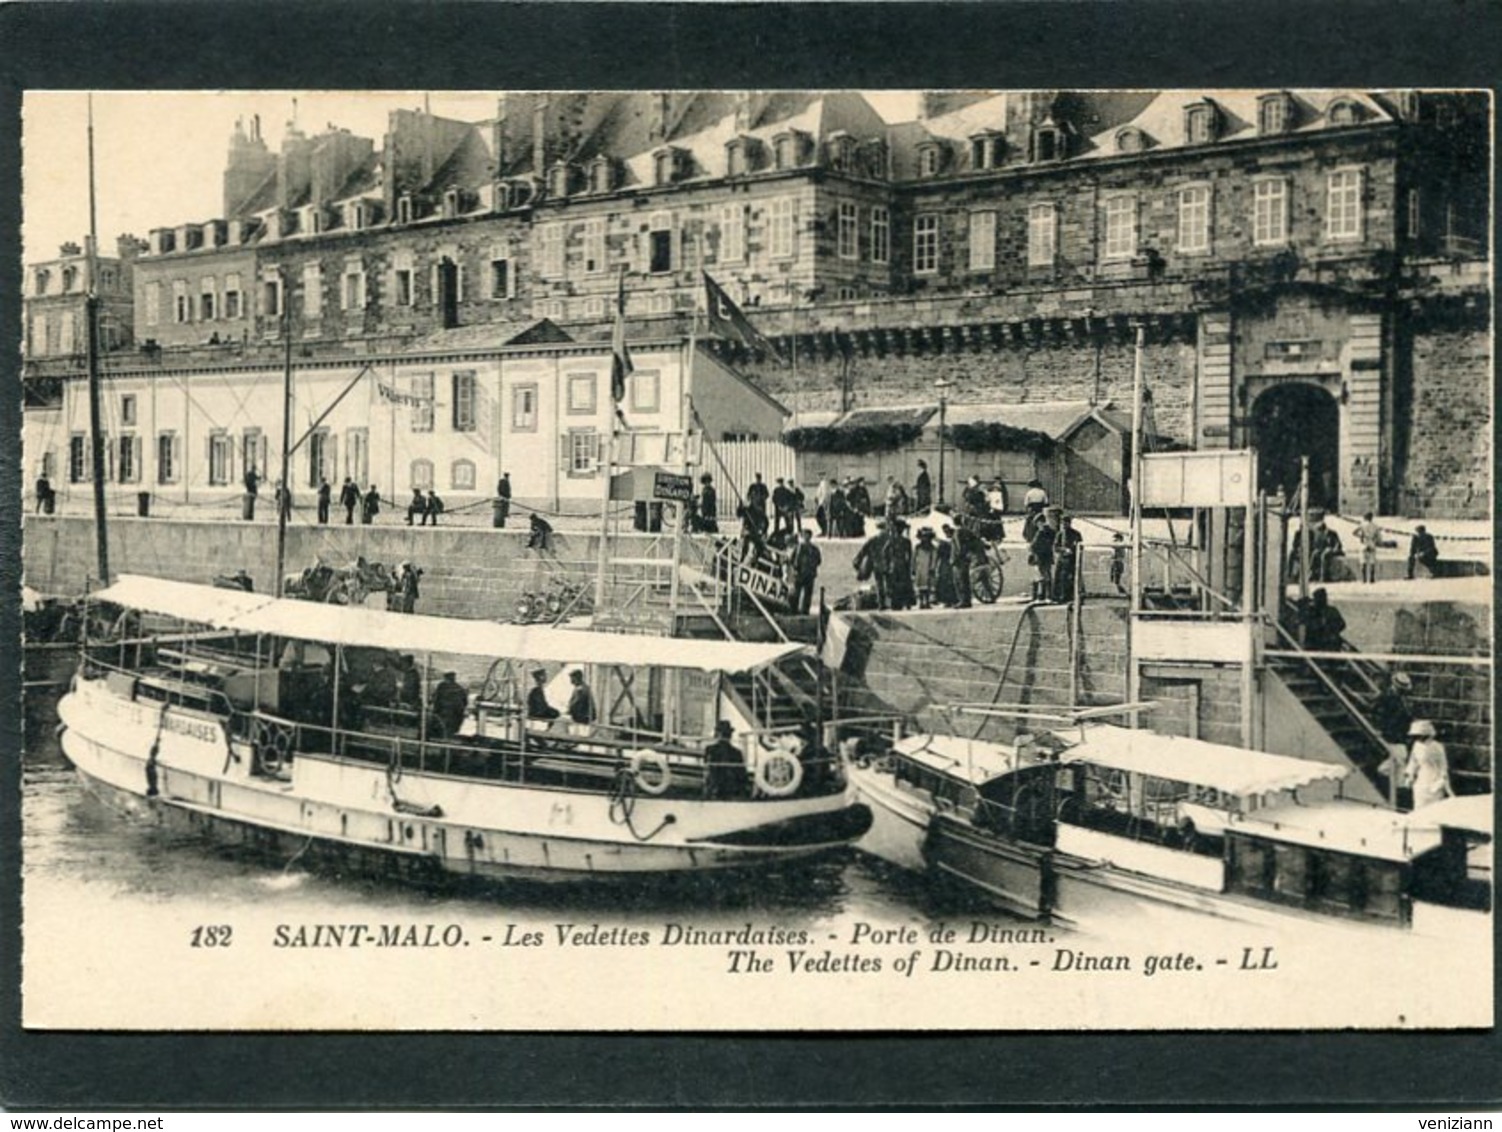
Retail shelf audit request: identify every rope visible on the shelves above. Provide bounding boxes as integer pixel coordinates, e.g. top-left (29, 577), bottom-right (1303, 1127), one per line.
top-left (607, 766), bottom-right (676, 842)
top-left (968, 599), bottom-right (1049, 740)
top-left (1328, 512), bottom-right (1489, 543)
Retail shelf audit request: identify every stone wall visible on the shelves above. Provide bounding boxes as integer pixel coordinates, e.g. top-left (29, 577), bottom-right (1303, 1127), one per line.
top-left (1401, 320), bottom-right (1492, 518)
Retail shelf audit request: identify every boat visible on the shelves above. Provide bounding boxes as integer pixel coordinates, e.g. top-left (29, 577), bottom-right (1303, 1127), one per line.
top-left (850, 722), bottom-right (1491, 932)
top-left (57, 574), bottom-right (871, 882)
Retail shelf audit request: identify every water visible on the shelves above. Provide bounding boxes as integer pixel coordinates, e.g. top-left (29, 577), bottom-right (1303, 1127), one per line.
top-left (22, 727), bottom-right (1489, 1032)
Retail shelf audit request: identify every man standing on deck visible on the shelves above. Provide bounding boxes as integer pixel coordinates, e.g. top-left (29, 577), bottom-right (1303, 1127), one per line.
top-left (790, 528), bottom-right (822, 616)
top-left (567, 670), bottom-right (596, 731)
top-left (703, 721), bottom-right (747, 799)
top-left (527, 669), bottom-right (560, 722)
top-left (431, 672), bottom-right (469, 738)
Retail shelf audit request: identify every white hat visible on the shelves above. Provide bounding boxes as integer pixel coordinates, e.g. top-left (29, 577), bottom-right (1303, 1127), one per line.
top-left (1408, 719), bottom-right (1436, 739)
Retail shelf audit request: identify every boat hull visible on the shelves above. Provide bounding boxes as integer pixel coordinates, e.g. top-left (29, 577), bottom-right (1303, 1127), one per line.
top-left (58, 676), bottom-right (871, 883)
top-left (925, 812), bottom-right (1053, 919)
top-left (848, 763), bottom-right (932, 873)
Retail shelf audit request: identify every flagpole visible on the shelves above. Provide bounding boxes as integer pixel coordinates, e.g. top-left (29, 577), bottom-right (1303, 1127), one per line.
top-left (669, 268), bottom-right (701, 626)
top-left (596, 265), bottom-right (630, 620)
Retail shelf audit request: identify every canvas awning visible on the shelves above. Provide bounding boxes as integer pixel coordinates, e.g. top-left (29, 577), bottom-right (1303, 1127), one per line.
top-left (1231, 802), bottom-right (1444, 863)
top-left (1060, 725), bottom-right (1350, 796)
top-left (96, 575), bottom-right (806, 674)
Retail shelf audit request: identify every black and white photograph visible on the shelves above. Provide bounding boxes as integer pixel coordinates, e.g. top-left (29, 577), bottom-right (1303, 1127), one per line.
top-left (17, 85), bottom-right (1493, 1034)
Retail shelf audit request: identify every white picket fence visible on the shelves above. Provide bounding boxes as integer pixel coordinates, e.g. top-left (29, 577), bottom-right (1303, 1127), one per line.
top-left (698, 438), bottom-right (798, 512)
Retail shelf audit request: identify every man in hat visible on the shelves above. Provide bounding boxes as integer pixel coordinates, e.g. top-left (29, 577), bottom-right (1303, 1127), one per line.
top-left (1029, 507), bottom-right (1060, 602)
top-left (494, 472), bottom-right (512, 529)
top-left (703, 720), bottom-right (747, 799)
top-left (567, 669), bottom-right (596, 728)
top-left (696, 473), bottom-right (718, 534)
top-left (1407, 524), bottom-right (1440, 580)
top-left (853, 521), bottom-right (891, 609)
top-left (1109, 531), bottom-right (1128, 594)
top-left (526, 668), bottom-right (560, 722)
top-left (789, 528), bottom-right (822, 616)
top-left (340, 477), bottom-right (361, 525)
top-left (431, 671), bottom-right (469, 739)
top-left (1355, 511), bottom-right (1382, 584)
top-left (423, 488), bottom-right (444, 526)
top-left (913, 526), bottom-right (939, 608)
top-left (1022, 479), bottom-right (1049, 543)
top-left (316, 477), bottom-right (332, 525)
top-left (827, 478), bottom-right (850, 539)
top-left (913, 459), bottom-right (932, 514)
top-left (361, 484), bottom-right (381, 525)
top-left (771, 477), bottom-right (795, 538)
top-left (406, 487), bottom-right (426, 527)
top-left (961, 475), bottom-right (987, 520)
top-left (1051, 513), bottom-right (1083, 603)
top-left (847, 476), bottom-right (872, 523)
top-left (746, 472), bottom-right (770, 529)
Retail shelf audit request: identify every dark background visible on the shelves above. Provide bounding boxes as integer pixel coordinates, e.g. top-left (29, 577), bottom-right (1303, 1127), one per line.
top-left (1, 0), bottom-right (1498, 1110)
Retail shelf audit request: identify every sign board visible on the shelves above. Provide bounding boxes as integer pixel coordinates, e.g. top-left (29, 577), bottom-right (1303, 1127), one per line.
top-left (1140, 450), bottom-right (1256, 508)
top-left (734, 545), bottom-right (791, 607)
top-left (652, 471), bottom-right (694, 503)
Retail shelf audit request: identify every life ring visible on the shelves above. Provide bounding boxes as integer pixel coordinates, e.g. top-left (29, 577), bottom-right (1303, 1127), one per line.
top-left (630, 749), bottom-right (673, 796)
top-left (755, 748), bottom-right (804, 798)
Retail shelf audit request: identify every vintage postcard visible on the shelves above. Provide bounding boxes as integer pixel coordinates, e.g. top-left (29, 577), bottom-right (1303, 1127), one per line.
top-left (18, 87), bottom-right (1493, 1033)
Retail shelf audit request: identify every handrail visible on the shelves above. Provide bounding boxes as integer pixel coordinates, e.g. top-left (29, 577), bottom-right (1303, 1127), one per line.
top-left (1268, 617), bottom-right (1392, 768)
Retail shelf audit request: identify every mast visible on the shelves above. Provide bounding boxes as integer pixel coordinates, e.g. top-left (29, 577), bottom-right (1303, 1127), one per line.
top-left (667, 267), bottom-right (699, 627)
top-left (274, 266), bottom-right (293, 597)
top-left (85, 94), bottom-right (110, 585)
top-left (1127, 324), bottom-right (1145, 728)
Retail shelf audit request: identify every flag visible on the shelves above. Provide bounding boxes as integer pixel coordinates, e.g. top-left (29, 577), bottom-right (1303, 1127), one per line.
top-left (610, 268), bottom-right (634, 404)
top-left (704, 272), bottom-right (788, 365)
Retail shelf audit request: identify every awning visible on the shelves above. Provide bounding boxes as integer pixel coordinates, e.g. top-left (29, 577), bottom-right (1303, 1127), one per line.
top-left (1405, 794), bottom-right (1494, 837)
top-left (95, 575), bottom-right (807, 675)
top-left (892, 733), bottom-right (1020, 784)
top-left (1060, 725), bottom-right (1350, 796)
top-left (1232, 802), bottom-right (1444, 863)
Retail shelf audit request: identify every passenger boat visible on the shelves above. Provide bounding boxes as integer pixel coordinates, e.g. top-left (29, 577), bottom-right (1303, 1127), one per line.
top-left (57, 574), bottom-right (871, 882)
top-left (851, 723), bottom-right (1491, 931)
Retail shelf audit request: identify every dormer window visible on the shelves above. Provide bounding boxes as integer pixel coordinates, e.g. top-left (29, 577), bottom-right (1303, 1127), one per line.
top-left (916, 141), bottom-right (946, 177)
top-left (1184, 101), bottom-right (1220, 145)
top-left (863, 137), bottom-right (889, 178)
top-left (969, 133), bottom-right (1004, 170)
top-left (300, 206), bottom-right (323, 234)
top-left (547, 162), bottom-right (574, 199)
top-left (345, 200), bottom-right (370, 230)
top-left (653, 146), bottom-right (688, 186)
top-left (1327, 97), bottom-right (1362, 126)
top-left (772, 130), bottom-right (807, 171)
top-left (444, 186), bottom-right (463, 217)
top-left (397, 194), bottom-right (414, 225)
top-left (1114, 127), bottom-right (1148, 154)
top-left (61, 266), bottom-right (79, 292)
top-left (828, 131), bottom-right (858, 172)
top-left (1393, 90), bottom-right (1422, 122)
top-left (1258, 92), bottom-right (1295, 136)
top-left (1031, 125), bottom-right (1064, 163)
top-left (34, 268), bottom-right (51, 294)
top-left (589, 156), bottom-right (615, 194)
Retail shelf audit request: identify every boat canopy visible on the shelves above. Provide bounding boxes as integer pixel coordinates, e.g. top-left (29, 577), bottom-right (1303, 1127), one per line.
top-left (96, 575), bottom-right (808, 675)
top-left (1232, 802), bottom-right (1444, 863)
top-left (1061, 725), bottom-right (1349, 796)
top-left (1404, 793), bottom-right (1494, 837)
top-left (892, 733), bottom-right (1021, 784)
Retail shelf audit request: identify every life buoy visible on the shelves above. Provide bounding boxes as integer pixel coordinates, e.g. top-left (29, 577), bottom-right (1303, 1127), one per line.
top-left (630, 749), bottom-right (673, 796)
top-left (755, 748), bottom-right (804, 798)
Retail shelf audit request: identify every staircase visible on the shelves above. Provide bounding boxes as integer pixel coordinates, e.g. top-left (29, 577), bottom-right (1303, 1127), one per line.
top-left (1267, 624), bottom-right (1395, 801)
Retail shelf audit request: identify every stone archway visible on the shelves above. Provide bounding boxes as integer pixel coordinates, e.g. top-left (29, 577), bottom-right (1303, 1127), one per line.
top-left (1250, 382), bottom-right (1341, 510)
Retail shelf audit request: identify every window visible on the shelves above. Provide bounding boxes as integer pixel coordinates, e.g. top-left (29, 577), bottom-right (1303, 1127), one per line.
top-left (174, 280), bottom-right (191, 323)
top-left (224, 274), bottom-right (242, 320)
top-left (58, 312), bottom-right (75, 355)
top-left (649, 292), bottom-right (672, 315)
top-left (770, 198), bottom-right (795, 260)
top-left (913, 214), bottom-right (939, 274)
top-left (69, 434), bottom-right (87, 483)
top-left (1184, 103), bottom-right (1217, 145)
top-left (451, 459), bottom-right (476, 491)
top-left (918, 144), bottom-right (943, 177)
top-left (837, 202), bottom-right (859, 261)
top-left (567, 372), bottom-right (597, 415)
top-left (62, 266), bottom-right (79, 292)
top-left (968, 211), bottom-right (996, 271)
top-left (512, 384), bottom-right (538, 431)
top-left (342, 266), bottom-right (366, 310)
top-left (1327, 99), bottom-right (1360, 127)
top-left (394, 266), bottom-right (414, 306)
top-left (262, 272), bottom-right (282, 318)
top-left (118, 435), bottom-right (140, 484)
top-left (871, 207), bottom-right (890, 265)
top-left (242, 428), bottom-right (265, 477)
top-left (1177, 185), bottom-right (1212, 254)
top-left (583, 218), bottom-right (606, 275)
top-left (971, 134), bottom-right (1002, 169)
top-left (836, 286), bottom-right (857, 301)
top-left (156, 432), bottom-right (178, 485)
top-left (452, 371), bottom-right (478, 432)
top-left (774, 134), bottom-right (795, 170)
top-left (1103, 196), bottom-right (1137, 260)
top-left (410, 459), bottom-right (434, 490)
top-left (583, 296), bottom-right (605, 320)
top-left (1258, 93), bottom-right (1291, 136)
top-left (1253, 178), bottom-right (1289, 246)
top-left (199, 277), bottom-right (217, 321)
top-left (410, 372), bottom-right (434, 432)
top-left (209, 432), bottom-right (233, 486)
top-left (34, 269), bottom-right (50, 296)
top-left (538, 224), bottom-right (564, 279)
top-left (490, 257), bottom-right (511, 299)
top-left (303, 263), bottom-right (323, 319)
top-left (720, 205), bottom-right (745, 264)
top-left (630, 369), bottom-right (660, 413)
top-left (1326, 168), bottom-right (1363, 241)
top-left (306, 429), bottom-right (334, 487)
top-left (648, 212), bottom-right (673, 274)
top-left (1115, 128), bottom-right (1146, 154)
top-left (144, 282), bottom-right (161, 326)
top-left (121, 394), bottom-right (137, 426)
top-left (566, 430), bottom-right (600, 476)
top-left (1406, 188), bottom-right (1421, 239)
top-left (344, 428), bottom-right (369, 485)
top-left (30, 314), bottom-right (48, 355)
top-left (1032, 126), bottom-right (1062, 163)
top-left (1028, 203), bottom-right (1057, 267)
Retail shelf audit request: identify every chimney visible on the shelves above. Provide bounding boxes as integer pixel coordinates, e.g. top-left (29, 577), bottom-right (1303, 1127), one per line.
top-left (532, 96), bottom-right (548, 175)
top-left (652, 91), bottom-right (672, 142)
top-left (492, 95), bottom-right (508, 173)
top-left (917, 91), bottom-right (945, 121)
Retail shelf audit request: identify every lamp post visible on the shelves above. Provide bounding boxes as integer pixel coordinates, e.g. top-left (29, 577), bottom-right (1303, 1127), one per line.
top-left (934, 377), bottom-right (953, 506)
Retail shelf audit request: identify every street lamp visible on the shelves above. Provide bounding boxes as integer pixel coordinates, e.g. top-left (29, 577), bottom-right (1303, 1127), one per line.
top-left (934, 377), bottom-right (953, 506)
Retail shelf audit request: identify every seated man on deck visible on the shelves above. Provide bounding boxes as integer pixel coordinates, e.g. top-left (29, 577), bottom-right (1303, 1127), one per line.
top-left (703, 721), bottom-right (748, 799)
top-left (566, 669), bottom-right (596, 736)
top-left (527, 668), bottom-right (561, 724)
top-left (431, 672), bottom-right (470, 739)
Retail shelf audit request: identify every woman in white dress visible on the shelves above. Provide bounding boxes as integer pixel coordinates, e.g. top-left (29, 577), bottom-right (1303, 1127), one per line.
top-left (1405, 719), bottom-right (1453, 809)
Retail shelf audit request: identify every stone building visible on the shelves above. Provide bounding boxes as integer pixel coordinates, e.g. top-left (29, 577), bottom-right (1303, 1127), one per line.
top-left (23, 89), bottom-right (1491, 517)
top-left (23, 235), bottom-right (144, 361)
